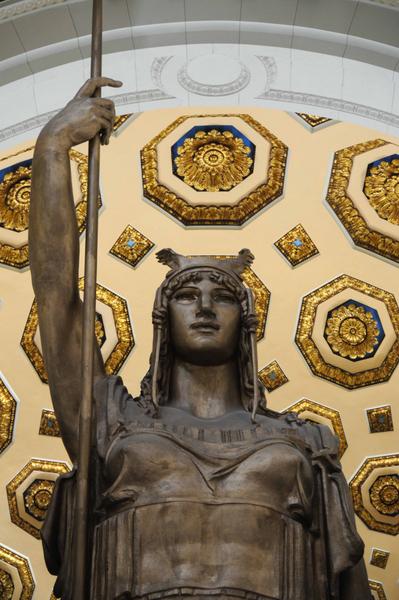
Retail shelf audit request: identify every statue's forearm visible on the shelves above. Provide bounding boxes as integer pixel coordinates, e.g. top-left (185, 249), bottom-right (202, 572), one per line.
top-left (30, 132), bottom-right (80, 304)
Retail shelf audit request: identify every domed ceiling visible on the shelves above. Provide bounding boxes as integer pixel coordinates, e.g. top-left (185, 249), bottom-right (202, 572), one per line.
top-left (1, 0), bottom-right (399, 143)
top-left (0, 106), bottom-right (398, 599)
top-left (1, 0), bottom-right (399, 598)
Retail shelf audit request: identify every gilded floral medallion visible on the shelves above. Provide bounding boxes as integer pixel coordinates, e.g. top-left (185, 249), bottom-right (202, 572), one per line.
top-left (324, 300), bottom-right (384, 361)
top-left (23, 478), bottom-right (55, 521)
top-left (0, 159), bottom-right (32, 232)
top-left (364, 154), bottom-right (399, 225)
top-left (172, 126), bottom-right (255, 192)
top-left (369, 475), bottom-right (399, 517)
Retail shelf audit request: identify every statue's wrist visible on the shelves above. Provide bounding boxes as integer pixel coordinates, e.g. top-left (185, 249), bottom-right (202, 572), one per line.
top-left (37, 120), bottom-right (73, 153)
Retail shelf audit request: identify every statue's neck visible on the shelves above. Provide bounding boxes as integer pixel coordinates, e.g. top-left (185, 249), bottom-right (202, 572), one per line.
top-left (168, 357), bottom-right (242, 419)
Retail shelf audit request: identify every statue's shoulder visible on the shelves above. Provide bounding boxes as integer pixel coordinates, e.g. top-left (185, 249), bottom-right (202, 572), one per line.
top-left (259, 406), bottom-right (339, 455)
top-left (94, 374), bottom-right (147, 422)
top-left (284, 411), bottom-right (340, 454)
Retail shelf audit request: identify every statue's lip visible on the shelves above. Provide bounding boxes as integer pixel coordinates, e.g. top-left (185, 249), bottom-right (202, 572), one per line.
top-left (190, 320), bottom-right (220, 331)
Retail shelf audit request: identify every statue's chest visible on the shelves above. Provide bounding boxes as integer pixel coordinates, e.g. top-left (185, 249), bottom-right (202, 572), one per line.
top-left (103, 426), bottom-right (314, 518)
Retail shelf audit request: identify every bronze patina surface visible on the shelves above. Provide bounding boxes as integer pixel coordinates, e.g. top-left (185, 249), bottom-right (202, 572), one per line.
top-left (29, 79), bottom-right (372, 600)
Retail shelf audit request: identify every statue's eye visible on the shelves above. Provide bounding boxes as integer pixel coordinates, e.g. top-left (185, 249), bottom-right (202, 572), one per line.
top-left (214, 292), bottom-right (236, 303)
top-left (174, 290), bottom-right (197, 302)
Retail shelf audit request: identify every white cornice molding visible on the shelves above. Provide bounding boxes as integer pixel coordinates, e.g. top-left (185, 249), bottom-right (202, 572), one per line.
top-left (358, 0), bottom-right (399, 9)
top-left (1, 84), bottom-right (398, 144)
top-left (1, 0), bottom-right (398, 26)
top-left (0, 0), bottom-right (83, 22)
top-left (1, 22), bottom-right (399, 80)
top-left (258, 88), bottom-right (399, 128)
top-left (0, 88), bottom-right (174, 143)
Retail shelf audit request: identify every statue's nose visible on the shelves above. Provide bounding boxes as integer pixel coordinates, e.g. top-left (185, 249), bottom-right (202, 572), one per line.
top-left (196, 292), bottom-right (215, 317)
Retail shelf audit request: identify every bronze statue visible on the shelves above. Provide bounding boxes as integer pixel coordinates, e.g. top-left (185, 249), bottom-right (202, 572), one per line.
top-left (30, 78), bottom-right (372, 600)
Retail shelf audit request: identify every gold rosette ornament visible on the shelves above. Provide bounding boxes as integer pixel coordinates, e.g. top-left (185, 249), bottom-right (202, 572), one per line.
top-left (0, 569), bottom-right (14, 600)
top-left (370, 475), bottom-right (399, 516)
top-left (325, 303), bottom-right (380, 360)
top-left (0, 165), bottom-right (32, 231)
top-left (364, 156), bottom-right (399, 225)
top-left (174, 129), bottom-right (253, 192)
top-left (24, 479), bottom-right (55, 521)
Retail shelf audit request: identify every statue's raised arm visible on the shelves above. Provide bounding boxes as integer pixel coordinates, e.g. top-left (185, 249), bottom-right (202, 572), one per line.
top-left (29, 77), bottom-right (122, 462)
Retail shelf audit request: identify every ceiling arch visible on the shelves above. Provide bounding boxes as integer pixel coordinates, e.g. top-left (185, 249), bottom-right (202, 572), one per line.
top-left (1, 0), bottom-right (399, 146)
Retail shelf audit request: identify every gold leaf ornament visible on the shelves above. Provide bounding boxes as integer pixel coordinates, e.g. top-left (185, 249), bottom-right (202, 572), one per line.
top-left (370, 475), bottom-right (399, 516)
top-left (325, 303), bottom-right (380, 359)
top-left (364, 157), bottom-right (399, 225)
top-left (0, 569), bottom-right (14, 600)
top-left (0, 544), bottom-right (35, 599)
top-left (0, 165), bottom-right (31, 231)
top-left (174, 129), bottom-right (253, 192)
top-left (296, 113), bottom-right (331, 128)
top-left (24, 478), bottom-right (55, 521)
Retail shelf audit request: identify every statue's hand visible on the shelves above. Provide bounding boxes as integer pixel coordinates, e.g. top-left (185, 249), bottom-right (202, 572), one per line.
top-left (39, 77), bottom-right (123, 149)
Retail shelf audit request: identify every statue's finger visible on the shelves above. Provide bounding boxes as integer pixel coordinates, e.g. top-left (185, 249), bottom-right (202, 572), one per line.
top-left (93, 106), bottom-right (115, 123)
top-left (95, 98), bottom-right (116, 112)
top-left (75, 77), bottom-right (122, 98)
top-left (102, 117), bottom-right (114, 146)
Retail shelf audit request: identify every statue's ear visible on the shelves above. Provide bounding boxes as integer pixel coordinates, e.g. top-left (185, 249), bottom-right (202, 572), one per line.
top-left (155, 248), bottom-right (182, 270)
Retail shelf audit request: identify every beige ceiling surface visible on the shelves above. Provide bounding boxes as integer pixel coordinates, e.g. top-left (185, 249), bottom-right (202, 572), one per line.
top-left (0, 107), bottom-right (398, 598)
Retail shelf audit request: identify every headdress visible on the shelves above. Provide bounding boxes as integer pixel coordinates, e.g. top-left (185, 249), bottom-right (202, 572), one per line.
top-left (156, 248), bottom-right (254, 284)
top-left (149, 248), bottom-right (261, 422)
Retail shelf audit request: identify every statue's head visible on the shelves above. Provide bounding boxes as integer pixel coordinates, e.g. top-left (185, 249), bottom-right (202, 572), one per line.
top-left (139, 249), bottom-right (264, 420)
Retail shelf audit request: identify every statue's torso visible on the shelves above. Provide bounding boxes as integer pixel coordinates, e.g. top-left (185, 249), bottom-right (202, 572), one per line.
top-left (92, 379), bottom-right (320, 600)
top-left (43, 376), bottom-right (367, 600)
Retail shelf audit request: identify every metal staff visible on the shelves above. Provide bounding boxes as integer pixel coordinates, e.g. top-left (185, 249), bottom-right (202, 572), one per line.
top-left (73, 0), bottom-right (103, 597)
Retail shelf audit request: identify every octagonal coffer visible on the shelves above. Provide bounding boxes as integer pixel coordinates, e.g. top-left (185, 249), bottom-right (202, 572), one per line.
top-left (296, 274), bottom-right (399, 389)
top-left (141, 114), bottom-right (288, 226)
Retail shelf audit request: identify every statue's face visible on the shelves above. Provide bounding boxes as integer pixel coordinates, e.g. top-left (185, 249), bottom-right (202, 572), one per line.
top-left (168, 274), bottom-right (241, 366)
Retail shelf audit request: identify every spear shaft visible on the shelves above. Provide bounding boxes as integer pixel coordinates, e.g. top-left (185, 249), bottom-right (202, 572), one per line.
top-left (73, 0), bottom-right (103, 597)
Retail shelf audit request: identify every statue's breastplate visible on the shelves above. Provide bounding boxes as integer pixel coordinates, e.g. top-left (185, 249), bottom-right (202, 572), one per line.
top-left (103, 424), bottom-right (314, 521)
top-left (92, 423), bottom-right (315, 600)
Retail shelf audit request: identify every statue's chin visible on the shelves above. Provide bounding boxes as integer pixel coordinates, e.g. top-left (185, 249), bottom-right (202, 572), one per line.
top-left (173, 345), bottom-right (236, 367)
top-left (171, 327), bottom-right (239, 367)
